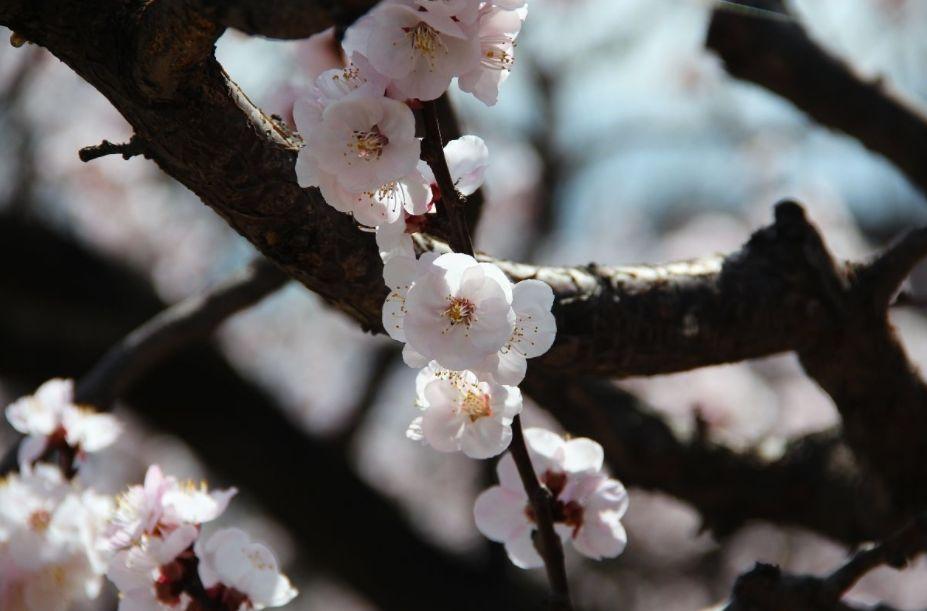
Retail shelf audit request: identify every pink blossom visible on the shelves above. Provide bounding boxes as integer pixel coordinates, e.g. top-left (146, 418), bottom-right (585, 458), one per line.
top-left (474, 428), bottom-right (628, 568)
top-left (403, 253), bottom-right (516, 370)
top-left (5, 378), bottom-right (121, 470)
top-left (407, 362), bottom-right (522, 458)
top-left (347, 3), bottom-right (481, 101)
top-left (458, 4), bottom-right (528, 106)
top-left (195, 528), bottom-right (297, 610)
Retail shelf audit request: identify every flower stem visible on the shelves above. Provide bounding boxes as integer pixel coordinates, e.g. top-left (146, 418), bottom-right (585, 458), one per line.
top-left (420, 99), bottom-right (475, 257)
top-left (510, 415), bottom-right (573, 610)
top-left (421, 98), bottom-right (571, 609)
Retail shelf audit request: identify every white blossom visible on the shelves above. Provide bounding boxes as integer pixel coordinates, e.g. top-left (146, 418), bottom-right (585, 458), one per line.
top-left (419, 135), bottom-right (490, 197)
top-left (458, 4), bottom-right (527, 106)
top-left (106, 465), bottom-right (236, 551)
top-left (5, 378), bottom-right (121, 469)
top-left (407, 362), bottom-right (522, 458)
top-left (403, 253), bottom-right (516, 370)
top-left (106, 524), bottom-right (198, 611)
top-left (476, 278), bottom-right (557, 386)
top-left (195, 528), bottom-right (297, 610)
top-left (473, 428), bottom-right (628, 568)
top-left (0, 465), bottom-right (113, 610)
top-left (347, 2), bottom-right (481, 101)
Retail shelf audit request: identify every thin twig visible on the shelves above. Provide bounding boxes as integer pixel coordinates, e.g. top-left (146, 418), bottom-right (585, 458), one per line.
top-left (420, 99), bottom-right (474, 256)
top-left (510, 416), bottom-right (573, 610)
top-left (420, 100), bottom-right (572, 609)
top-left (0, 258), bottom-right (289, 474)
top-left (78, 135), bottom-right (147, 162)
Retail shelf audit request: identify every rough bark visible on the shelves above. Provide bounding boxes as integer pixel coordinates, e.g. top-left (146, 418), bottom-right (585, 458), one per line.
top-left (707, 0), bottom-right (927, 198)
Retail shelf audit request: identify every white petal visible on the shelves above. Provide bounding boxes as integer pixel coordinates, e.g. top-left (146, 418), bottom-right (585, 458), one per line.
top-left (504, 527), bottom-right (544, 569)
top-left (473, 486), bottom-right (529, 541)
top-left (561, 438), bottom-right (604, 474)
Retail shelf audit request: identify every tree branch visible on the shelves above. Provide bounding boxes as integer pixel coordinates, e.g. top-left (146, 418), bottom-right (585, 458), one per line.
top-left (522, 374), bottom-right (898, 546)
top-left (0, 257), bottom-right (288, 474)
top-left (198, 0), bottom-right (376, 40)
top-left (706, 0), bottom-right (927, 198)
top-left (724, 512), bottom-right (927, 611)
top-left (78, 136), bottom-right (148, 162)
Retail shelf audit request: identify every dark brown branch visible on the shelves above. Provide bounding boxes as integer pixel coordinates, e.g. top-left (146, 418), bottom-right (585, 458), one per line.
top-left (0, 257), bottom-right (288, 474)
top-left (78, 136), bottom-right (147, 162)
top-left (421, 99), bottom-right (571, 609)
top-left (75, 259), bottom-right (288, 409)
top-left (707, 0), bottom-right (927, 197)
top-left (421, 99), bottom-right (475, 256)
top-left (725, 512), bottom-right (927, 611)
top-left (198, 0), bottom-right (376, 40)
top-left (510, 416), bottom-right (573, 610)
top-left (523, 373), bottom-right (899, 545)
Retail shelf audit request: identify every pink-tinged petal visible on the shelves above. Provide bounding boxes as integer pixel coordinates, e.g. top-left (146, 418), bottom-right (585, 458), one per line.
top-left (504, 527), bottom-right (544, 569)
top-left (495, 452), bottom-right (524, 493)
top-left (489, 348), bottom-right (527, 386)
top-left (473, 486), bottom-right (529, 541)
top-left (467, 296), bottom-right (514, 354)
top-left (513, 306), bottom-right (557, 358)
top-left (156, 524), bottom-right (199, 564)
top-left (445, 135), bottom-right (489, 195)
top-left (460, 417), bottom-right (511, 459)
top-left (367, 5), bottom-right (421, 78)
top-left (512, 279), bottom-right (554, 312)
top-left (63, 407), bottom-right (121, 452)
top-left (17, 434), bottom-right (47, 471)
top-left (382, 292), bottom-right (408, 342)
top-left (402, 344), bottom-right (430, 368)
top-left (421, 386), bottom-right (465, 452)
top-left (477, 262), bottom-right (514, 302)
top-left (572, 514), bottom-right (627, 561)
top-left (522, 428), bottom-right (565, 467)
top-left (561, 438), bottom-right (604, 474)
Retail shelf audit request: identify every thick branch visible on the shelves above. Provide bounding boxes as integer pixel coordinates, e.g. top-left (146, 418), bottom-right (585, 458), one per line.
top-left (0, 257), bottom-right (287, 474)
top-left (199, 0), bottom-right (376, 39)
top-left (75, 259), bottom-right (288, 409)
top-left (707, 0), bottom-right (927, 197)
top-left (725, 512), bottom-right (927, 611)
top-left (523, 373), bottom-right (898, 545)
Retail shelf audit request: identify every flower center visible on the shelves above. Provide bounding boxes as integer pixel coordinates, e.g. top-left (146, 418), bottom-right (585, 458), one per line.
top-left (350, 125), bottom-right (389, 160)
top-left (28, 509), bottom-right (51, 532)
top-left (404, 22), bottom-right (447, 61)
top-left (443, 296), bottom-right (476, 326)
top-left (461, 391), bottom-right (492, 422)
top-left (523, 470), bottom-right (586, 537)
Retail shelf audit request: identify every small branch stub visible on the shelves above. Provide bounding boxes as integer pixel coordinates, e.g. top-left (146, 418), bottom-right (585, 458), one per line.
top-left (78, 136), bottom-right (147, 162)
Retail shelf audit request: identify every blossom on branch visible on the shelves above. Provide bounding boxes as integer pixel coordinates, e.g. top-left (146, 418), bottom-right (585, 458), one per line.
top-left (0, 465), bottom-right (113, 611)
top-left (407, 362), bottom-right (522, 457)
top-left (106, 464), bottom-right (236, 551)
top-left (5, 378), bottom-right (121, 471)
top-left (474, 428), bottom-right (628, 568)
top-left (106, 524), bottom-right (198, 611)
top-left (403, 253), bottom-right (516, 370)
top-left (346, 1), bottom-right (481, 101)
top-left (195, 528), bottom-right (297, 610)
top-left (458, 4), bottom-right (528, 106)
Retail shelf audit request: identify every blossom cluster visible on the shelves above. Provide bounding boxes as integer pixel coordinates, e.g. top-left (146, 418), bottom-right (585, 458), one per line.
top-left (293, 0), bottom-right (629, 571)
top-left (1, 381), bottom-right (296, 611)
top-left (295, 0), bottom-right (527, 234)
